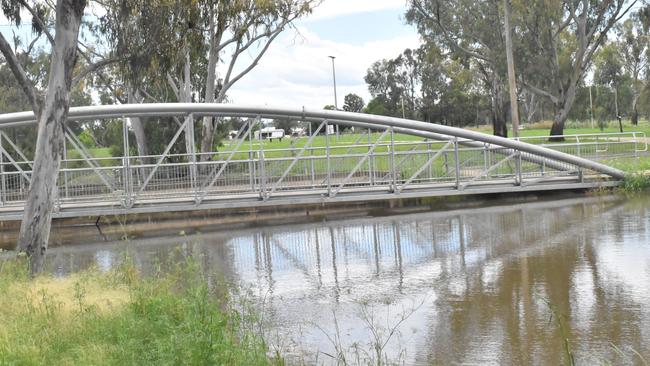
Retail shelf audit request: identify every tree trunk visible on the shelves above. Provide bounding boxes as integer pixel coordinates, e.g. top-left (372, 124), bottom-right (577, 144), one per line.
top-left (503, 0), bottom-right (520, 137)
top-left (127, 87), bottom-right (149, 163)
top-left (490, 73), bottom-right (507, 137)
top-left (200, 13), bottom-right (218, 163)
top-left (17, 0), bottom-right (86, 275)
top-left (549, 80), bottom-right (579, 140)
top-left (631, 93), bottom-right (639, 125)
top-left (182, 52), bottom-right (194, 157)
top-left (549, 105), bottom-right (570, 141)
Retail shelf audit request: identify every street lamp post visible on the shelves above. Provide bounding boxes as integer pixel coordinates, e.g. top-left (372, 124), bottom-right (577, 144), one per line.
top-left (328, 55), bottom-right (339, 137)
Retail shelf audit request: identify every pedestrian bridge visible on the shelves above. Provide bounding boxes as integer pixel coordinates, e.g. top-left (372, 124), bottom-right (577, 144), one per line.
top-left (0, 104), bottom-right (640, 221)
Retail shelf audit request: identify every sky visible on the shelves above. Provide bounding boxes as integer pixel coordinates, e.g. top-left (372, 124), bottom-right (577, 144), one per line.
top-left (226, 0), bottom-right (420, 108)
top-left (1, 0), bottom-right (420, 109)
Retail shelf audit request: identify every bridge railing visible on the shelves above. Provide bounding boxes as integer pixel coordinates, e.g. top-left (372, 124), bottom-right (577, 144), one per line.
top-left (518, 132), bottom-right (648, 160)
top-left (0, 133), bottom-right (619, 208)
top-left (0, 104), bottom-right (630, 214)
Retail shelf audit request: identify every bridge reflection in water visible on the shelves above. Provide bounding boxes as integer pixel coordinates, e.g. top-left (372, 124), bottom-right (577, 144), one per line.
top-left (43, 195), bottom-right (650, 364)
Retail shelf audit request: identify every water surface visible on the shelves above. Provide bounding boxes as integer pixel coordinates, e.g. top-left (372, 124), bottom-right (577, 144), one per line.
top-left (36, 195), bottom-right (650, 364)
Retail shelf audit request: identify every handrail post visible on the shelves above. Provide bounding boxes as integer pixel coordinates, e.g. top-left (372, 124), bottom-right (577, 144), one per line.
top-left (187, 113), bottom-right (197, 195)
top-left (390, 127), bottom-right (396, 192)
top-left (427, 140), bottom-right (433, 181)
top-left (326, 120), bottom-right (331, 197)
top-left (258, 118), bottom-right (266, 200)
top-left (122, 116), bottom-right (131, 207)
top-left (454, 137), bottom-right (460, 189)
top-left (368, 128), bottom-right (375, 186)
top-left (309, 122), bottom-right (315, 187)
top-left (0, 132), bottom-right (5, 206)
top-left (249, 119), bottom-right (255, 192)
top-left (516, 151), bottom-right (522, 186)
top-left (62, 139), bottom-right (69, 200)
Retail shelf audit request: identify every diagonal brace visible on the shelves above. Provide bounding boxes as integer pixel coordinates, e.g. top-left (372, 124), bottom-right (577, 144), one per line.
top-left (0, 145), bottom-right (32, 183)
top-left (458, 152), bottom-right (517, 190)
top-left (0, 132), bottom-right (33, 169)
top-left (64, 125), bottom-right (116, 191)
top-left (195, 117), bottom-right (259, 204)
top-left (330, 128), bottom-right (389, 198)
top-left (267, 120), bottom-right (326, 197)
top-left (396, 140), bottom-right (452, 193)
top-left (134, 114), bottom-right (192, 199)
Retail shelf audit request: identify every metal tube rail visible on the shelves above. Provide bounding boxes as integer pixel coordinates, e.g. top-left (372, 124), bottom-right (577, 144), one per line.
top-left (0, 103), bottom-right (626, 179)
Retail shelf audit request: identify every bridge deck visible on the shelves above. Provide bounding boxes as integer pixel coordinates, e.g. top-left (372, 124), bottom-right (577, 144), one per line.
top-left (0, 174), bottom-right (619, 221)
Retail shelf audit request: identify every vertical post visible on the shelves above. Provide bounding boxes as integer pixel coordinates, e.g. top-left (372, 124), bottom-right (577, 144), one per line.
top-left (427, 140), bottom-right (433, 181)
top-left (0, 132), bottom-right (5, 206)
top-left (257, 116), bottom-right (266, 200)
top-left (188, 114), bottom-right (197, 194)
top-left (122, 116), bottom-right (131, 207)
top-left (325, 120), bottom-right (331, 197)
top-left (454, 137), bottom-right (460, 189)
top-left (443, 151), bottom-right (449, 175)
top-left (328, 55), bottom-right (339, 139)
top-left (309, 122), bottom-right (315, 187)
top-left (368, 128), bottom-right (374, 185)
top-left (249, 119), bottom-right (255, 191)
top-left (63, 137), bottom-right (69, 199)
top-left (516, 151), bottom-right (522, 186)
top-left (483, 143), bottom-right (489, 174)
top-left (390, 127), bottom-right (396, 191)
top-left (589, 85), bottom-right (594, 129)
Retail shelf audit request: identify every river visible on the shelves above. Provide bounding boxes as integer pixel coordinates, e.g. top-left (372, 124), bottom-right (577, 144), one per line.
top-left (7, 194), bottom-right (650, 365)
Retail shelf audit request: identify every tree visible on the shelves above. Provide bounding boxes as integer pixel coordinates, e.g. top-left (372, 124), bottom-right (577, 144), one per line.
top-left (364, 97), bottom-right (389, 116)
top-left (516, 0), bottom-right (639, 137)
top-left (364, 49), bottom-right (421, 119)
top-left (343, 93), bottom-right (365, 113)
top-left (0, 0), bottom-right (88, 274)
top-left (98, 0), bottom-right (316, 161)
top-left (594, 43), bottom-right (624, 122)
top-left (616, 12), bottom-right (649, 125)
top-left (407, 0), bottom-right (509, 137)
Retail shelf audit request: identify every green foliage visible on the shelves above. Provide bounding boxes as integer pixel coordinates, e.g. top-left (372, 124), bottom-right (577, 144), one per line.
top-left (622, 173), bottom-right (650, 193)
top-left (0, 257), bottom-right (277, 366)
top-left (343, 93), bottom-right (365, 113)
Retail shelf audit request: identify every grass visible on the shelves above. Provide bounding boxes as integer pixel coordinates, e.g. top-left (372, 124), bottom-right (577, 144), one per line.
top-left (0, 255), bottom-right (279, 366)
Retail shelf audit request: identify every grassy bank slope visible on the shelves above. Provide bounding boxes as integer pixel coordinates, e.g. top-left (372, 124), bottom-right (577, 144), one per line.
top-left (0, 257), bottom-right (277, 366)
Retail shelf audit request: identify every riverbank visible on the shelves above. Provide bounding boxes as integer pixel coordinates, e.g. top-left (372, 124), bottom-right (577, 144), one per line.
top-left (0, 258), bottom-right (278, 365)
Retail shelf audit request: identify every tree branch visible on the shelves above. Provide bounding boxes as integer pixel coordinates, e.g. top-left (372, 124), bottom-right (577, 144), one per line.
top-left (522, 81), bottom-right (559, 105)
top-left (0, 33), bottom-right (40, 113)
top-left (411, 0), bottom-right (492, 63)
top-left (72, 56), bottom-right (124, 86)
top-left (17, 0), bottom-right (56, 45)
top-left (220, 25), bottom-right (286, 99)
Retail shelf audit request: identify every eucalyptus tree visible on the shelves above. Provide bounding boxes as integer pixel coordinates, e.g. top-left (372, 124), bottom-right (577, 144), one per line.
top-left (594, 42), bottom-right (624, 121)
top-left (407, 0), bottom-right (510, 137)
top-left (516, 0), bottom-right (640, 137)
top-left (100, 0), bottom-right (317, 161)
top-left (0, 0), bottom-right (121, 274)
top-left (616, 12), bottom-right (648, 125)
top-left (343, 93), bottom-right (365, 113)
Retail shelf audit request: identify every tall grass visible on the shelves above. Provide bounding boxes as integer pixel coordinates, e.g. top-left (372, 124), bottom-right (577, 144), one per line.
top-left (0, 255), bottom-right (279, 366)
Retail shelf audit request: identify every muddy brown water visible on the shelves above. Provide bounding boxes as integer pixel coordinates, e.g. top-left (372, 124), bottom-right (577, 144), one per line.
top-left (3, 195), bottom-right (650, 365)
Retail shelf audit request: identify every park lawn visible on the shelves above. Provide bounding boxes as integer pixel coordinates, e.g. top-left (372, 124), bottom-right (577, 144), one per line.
top-left (64, 147), bottom-right (119, 168)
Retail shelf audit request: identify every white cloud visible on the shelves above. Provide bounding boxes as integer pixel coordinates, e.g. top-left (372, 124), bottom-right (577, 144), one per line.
top-left (225, 26), bottom-right (419, 109)
top-left (306, 0), bottom-right (409, 21)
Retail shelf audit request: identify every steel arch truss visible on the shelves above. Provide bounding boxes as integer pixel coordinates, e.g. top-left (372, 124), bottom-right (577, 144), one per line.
top-left (0, 104), bottom-right (631, 220)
